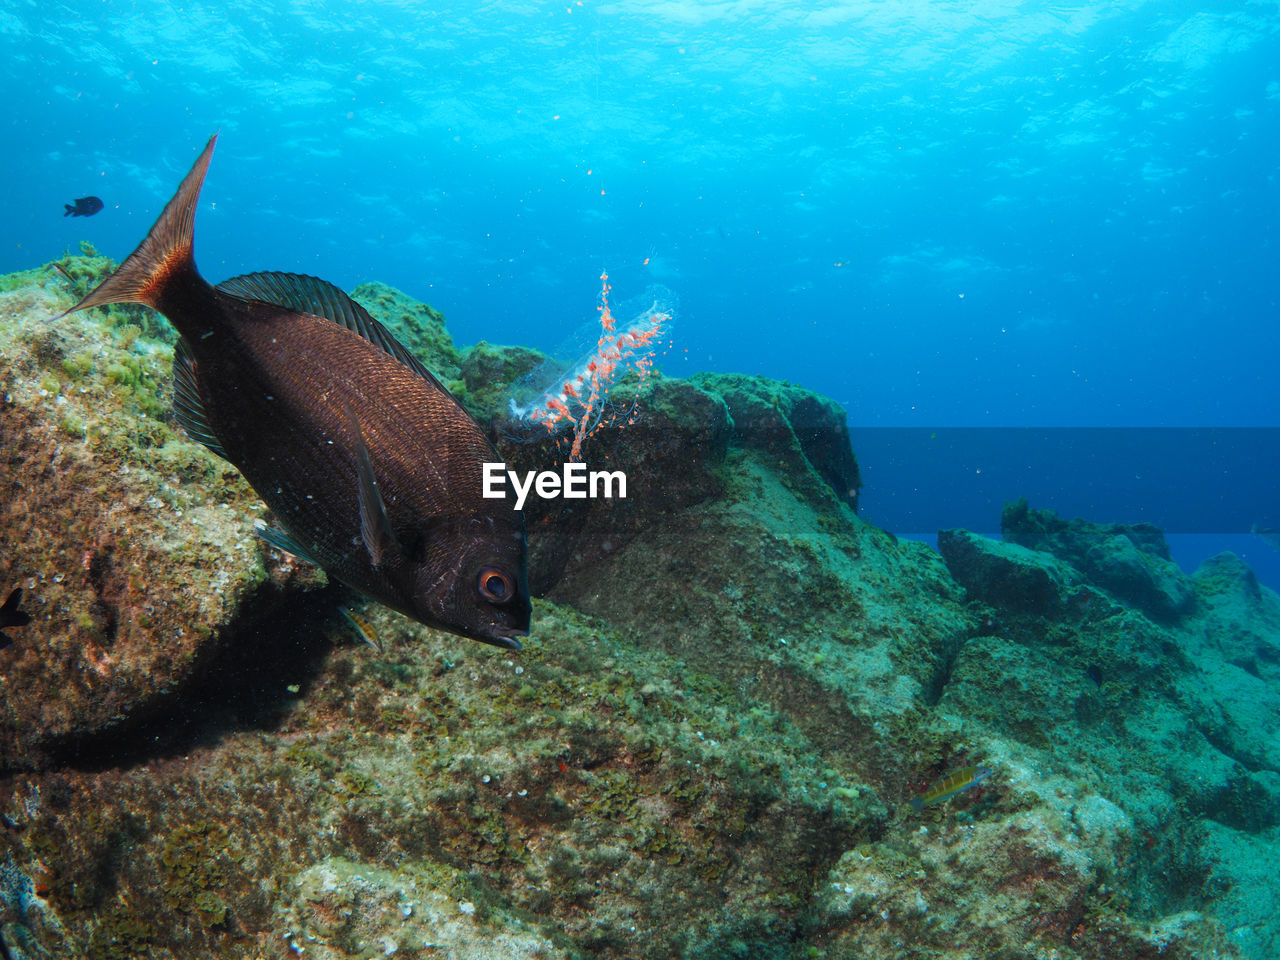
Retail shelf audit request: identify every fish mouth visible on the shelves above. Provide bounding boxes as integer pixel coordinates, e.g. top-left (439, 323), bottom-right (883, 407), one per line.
top-left (478, 625), bottom-right (527, 651)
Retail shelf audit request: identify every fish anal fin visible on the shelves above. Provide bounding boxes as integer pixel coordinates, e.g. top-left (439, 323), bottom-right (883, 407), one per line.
top-left (255, 523), bottom-right (322, 567)
top-left (58, 135), bottom-right (217, 319)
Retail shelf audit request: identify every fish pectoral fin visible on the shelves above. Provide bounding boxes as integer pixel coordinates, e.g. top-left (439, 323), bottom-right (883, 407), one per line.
top-left (347, 408), bottom-right (398, 568)
top-left (255, 522), bottom-right (322, 567)
top-left (172, 338), bottom-right (228, 460)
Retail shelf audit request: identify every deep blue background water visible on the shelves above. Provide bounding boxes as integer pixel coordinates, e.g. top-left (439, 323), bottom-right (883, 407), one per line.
top-left (3, 1), bottom-right (1277, 584)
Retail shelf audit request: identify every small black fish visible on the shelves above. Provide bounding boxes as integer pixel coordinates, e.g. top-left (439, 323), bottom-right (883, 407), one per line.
top-left (64, 196), bottom-right (104, 218)
top-left (0, 588), bottom-right (31, 650)
top-left (58, 137), bottom-right (530, 649)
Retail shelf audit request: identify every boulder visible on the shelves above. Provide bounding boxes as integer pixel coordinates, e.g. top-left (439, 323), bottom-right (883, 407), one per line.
top-left (937, 528), bottom-right (1079, 616)
top-left (1001, 499), bottom-right (1195, 622)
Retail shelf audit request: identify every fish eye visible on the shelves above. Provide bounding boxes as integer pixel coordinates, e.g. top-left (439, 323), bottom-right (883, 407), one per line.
top-left (477, 567), bottom-right (514, 603)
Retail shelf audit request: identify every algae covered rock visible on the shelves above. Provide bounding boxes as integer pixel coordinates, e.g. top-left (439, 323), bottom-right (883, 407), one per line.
top-left (1082, 532), bottom-right (1196, 622)
top-left (808, 776), bottom-right (1232, 960)
top-left (457, 340), bottom-right (546, 422)
top-left (1002, 499), bottom-right (1194, 622)
top-left (275, 857), bottom-right (570, 959)
top-left (937, 527), bottom-right (1081, 615)
top-left (349, 280), bottom-right (462, 379)
top-left (934, 501), bottom-right (1280, 958)
top-left (2, 258), bottom-right (1275, 960)
top-left (489, 369), bottom-right (864, 600)
top-left (0, 263), bottom-right (325, 770)
top-left (691, 371), bottom-right (862, 509)
top-left (1192, 552), bottom-right (1280, 682)
top-left (494, 374), bottom-right (734, 595)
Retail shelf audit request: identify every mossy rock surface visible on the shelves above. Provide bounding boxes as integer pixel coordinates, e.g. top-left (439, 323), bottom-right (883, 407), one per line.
top-left (0, 266), bottom-right (325, 769)
top-left (691, 371), bottom-right (861, 509)
top-left (349, 279), bottom-right (462, 379)
top-left (0, 258), bottom-right (1272, 960)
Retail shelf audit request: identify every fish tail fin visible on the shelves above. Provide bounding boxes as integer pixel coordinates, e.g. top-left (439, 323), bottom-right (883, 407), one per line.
top-left (63, 204), bottom-right (73, 217)
top-left (908, 797), bottom-right (924, 814)
top-left (58, 134), bottom-right (217, 318)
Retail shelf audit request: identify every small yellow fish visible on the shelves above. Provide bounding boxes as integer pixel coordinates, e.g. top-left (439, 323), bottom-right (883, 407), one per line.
top-left (909, 765), bottom-right (992, 813)
top-left (339, 606), bottom-right (382, 653)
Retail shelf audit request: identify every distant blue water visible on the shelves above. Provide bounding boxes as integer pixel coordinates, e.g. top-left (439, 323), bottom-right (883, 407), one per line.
top-left (4, 1), bottom-right (1277, 583)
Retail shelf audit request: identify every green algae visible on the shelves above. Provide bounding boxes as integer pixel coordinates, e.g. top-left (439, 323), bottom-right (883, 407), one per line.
top-left (87, 909), bottom-right (157, 960)
top-left (350, 280), bottom-right (462, 375)
top-left (159, 819), bottom-right (243, 925)
top-left (458, 339), bottom-right (545, 413)
top-left (284, 740), bottom-right (339, 777)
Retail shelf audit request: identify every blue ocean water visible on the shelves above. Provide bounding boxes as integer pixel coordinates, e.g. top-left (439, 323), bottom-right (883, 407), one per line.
top-left (3, 0), bottom-right (1278, 581)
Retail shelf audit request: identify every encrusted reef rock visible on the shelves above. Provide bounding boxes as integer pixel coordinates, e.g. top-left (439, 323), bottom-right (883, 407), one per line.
top-left (1002, 498), bottom-right (1196, 622)
top-left (466, 364), bottom-right (862, 596)
top-left (939, 501), bottom-right (1196, 624)
top-left (349, 280), bottom-right (463, 379)
top-left (457, 340), bottom-right (545, 421)
top-left (498, 374), bottom-right (734, 596)
top-left (0, 253), bottom-right (325, 770)
top-left (938, 504), bottom-right (1280, 959)
top-left (689, 372), bottom-right (862, 510)
top-left (0, 258), bottom-right (1276, 960)
top-left (937, 527), bottom-right (1083, 616)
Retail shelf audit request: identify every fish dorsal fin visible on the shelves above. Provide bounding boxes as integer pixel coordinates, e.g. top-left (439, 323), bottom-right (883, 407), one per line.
top-left (215, 271), bottom-right (444, 386)
top-left (172, 338), bottom-right (228, 460)
top-left (61, 135), bottom-right (216, 317)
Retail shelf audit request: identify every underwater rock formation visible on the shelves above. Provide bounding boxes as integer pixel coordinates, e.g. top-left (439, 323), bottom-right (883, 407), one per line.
top-left (1002, 498), bottom-right (1196, 622)
top-left (0, 251), bottom-right (327, 770)
top-left (939, 508), bottom-right (1280, 959)
top-left (496, 375), bottom-right (735, 596)
top-left (689, 372), bottom-right (862, 510)
top-left (0, 256), bottom-right (1276, 959)
top-left (937, 527), bottom-right (1081, 615)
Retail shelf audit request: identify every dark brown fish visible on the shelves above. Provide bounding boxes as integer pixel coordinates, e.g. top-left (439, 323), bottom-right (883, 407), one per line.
top-left (58, 136), bottom-right (530, 649)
